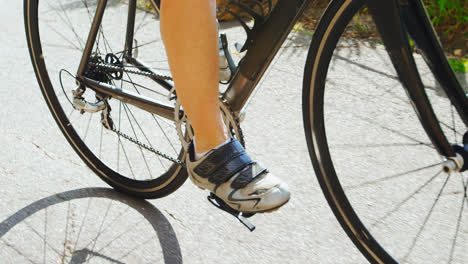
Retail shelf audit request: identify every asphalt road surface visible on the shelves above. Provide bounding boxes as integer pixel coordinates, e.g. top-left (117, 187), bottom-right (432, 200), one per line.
top-left (1, 1), bottom-right (467, 263)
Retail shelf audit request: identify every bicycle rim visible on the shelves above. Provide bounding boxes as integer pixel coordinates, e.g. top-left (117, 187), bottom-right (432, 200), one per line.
top-left (25, 0), bottom-right (187, 198)
top-left (303, 0), bottom-right (468, 263)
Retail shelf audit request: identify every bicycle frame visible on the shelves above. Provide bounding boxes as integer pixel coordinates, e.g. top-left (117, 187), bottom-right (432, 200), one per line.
top-left (76, 0), bottom-right (467, 159)
top-left (76, 0), bottom-right (312, 121)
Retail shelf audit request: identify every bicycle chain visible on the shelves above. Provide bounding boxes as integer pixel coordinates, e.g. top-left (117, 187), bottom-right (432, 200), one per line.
top-left (110, 100), bottom-right (244, 167)
top-left (112, 128), bottom-right (185, 166)
top-left (87, 62), bottom-right (244, 167)
top-left (89, 62), bottom-right (173, 80)
top-left (84, 62), bottom-right (182, 164)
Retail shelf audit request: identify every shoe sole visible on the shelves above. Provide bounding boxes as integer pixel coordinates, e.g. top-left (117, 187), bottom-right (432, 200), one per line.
top-left (244, 198), bottom-right (290, 214)
top-left (191, 174), bottom-right (289, 214)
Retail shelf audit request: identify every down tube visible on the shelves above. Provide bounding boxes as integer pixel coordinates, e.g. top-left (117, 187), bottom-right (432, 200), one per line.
top-left (223, 0), bottom-right (312, 114)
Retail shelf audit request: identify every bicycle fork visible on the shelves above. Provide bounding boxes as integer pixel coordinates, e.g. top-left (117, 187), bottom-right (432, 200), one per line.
top-left (367, 0), bottom-right (468, 173)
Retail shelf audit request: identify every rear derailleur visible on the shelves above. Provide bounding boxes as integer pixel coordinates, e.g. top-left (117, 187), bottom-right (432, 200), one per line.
top-left (72, 54), bottom-right (123, 130)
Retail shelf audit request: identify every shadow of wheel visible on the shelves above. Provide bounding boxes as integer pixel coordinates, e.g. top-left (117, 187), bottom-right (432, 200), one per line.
top-left (0, 188), bottom-right (182, 263)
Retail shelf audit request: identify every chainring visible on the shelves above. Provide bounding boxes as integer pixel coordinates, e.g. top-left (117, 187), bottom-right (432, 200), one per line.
top-left (174, 98), bottom-right (245, 153)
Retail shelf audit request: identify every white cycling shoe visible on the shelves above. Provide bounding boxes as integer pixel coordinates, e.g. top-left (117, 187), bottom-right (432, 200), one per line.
top-left (186, 138), bottom-right (290, 213)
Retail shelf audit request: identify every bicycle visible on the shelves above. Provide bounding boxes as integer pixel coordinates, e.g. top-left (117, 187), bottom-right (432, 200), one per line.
top-left (24, 0), bottom-right (467, 263)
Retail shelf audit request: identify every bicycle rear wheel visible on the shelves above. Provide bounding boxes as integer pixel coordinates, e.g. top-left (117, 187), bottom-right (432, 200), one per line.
top-left (25, 0), bottom-right (187, 198)
top-left (303, 0), bottom-right (468, 262)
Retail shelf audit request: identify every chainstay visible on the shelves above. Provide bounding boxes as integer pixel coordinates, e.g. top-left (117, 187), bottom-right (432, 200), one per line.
top-left (79, 62), bottom-right (183, 165)
top-left (88, 62), bottom-right (244, 166)
top-left (89, 62), bottom-right (173, 80)
top-left (112, 128), bottom-right (185, 166)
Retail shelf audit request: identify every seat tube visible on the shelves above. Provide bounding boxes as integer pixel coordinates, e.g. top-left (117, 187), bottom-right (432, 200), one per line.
top-left (76, 0), bottom-right (108, 79)
top-left (124, 0), bottom-right (137, 59)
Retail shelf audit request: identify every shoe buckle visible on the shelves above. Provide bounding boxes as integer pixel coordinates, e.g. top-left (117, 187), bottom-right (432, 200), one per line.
top-left (207, 193), bottom-right (256, 232)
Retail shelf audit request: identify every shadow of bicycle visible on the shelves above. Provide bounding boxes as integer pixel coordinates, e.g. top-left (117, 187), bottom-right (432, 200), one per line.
top-left (0, 188), bottom-right (182, 264)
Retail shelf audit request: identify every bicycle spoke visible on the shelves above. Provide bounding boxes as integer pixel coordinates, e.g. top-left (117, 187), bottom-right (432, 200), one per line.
top-left (120, 79), bottom-right (167, 97)
top-left (81, 0), bottom-right (104, 55)
top-left (303, 3), bottom-right (468, 262)
top-left (92, 217), bottom-right (147, 255)
top-left (44, 0), bottom-right (85, 50)
top-left (56, 0), bottom-right (85, 50)
top-left (402, 174), bottom-right (450, 262)
top-left (83, 114), bottom-right (93, 141)
top-left (70, 112), bottom-right (84, 128)
top-left (23, 218), bottom-right (62, 258)
top-left (330, 142), bottom-right (428, 149)
top-left (450, 103), bottom-right (457, 144)
top-left (345, 162), bottom-right (442, 190)
top-left (118, 137), bottom-right (136, 180)
top-left (134, 8), bottom-right (150, 34)
top-left (85, 200), bottom-right (113, 264)
top-left (117, 102), bottom-right (122, 172)
top-left (0, 238), bottom-right (37, 264)
top-left (371, 169), bottom-right (443, 228)
top-left (447, 196), bottom-right (465, 264)
top-left (84, 206), bottom-right (132, 245)
top-left (115, 39), bottom-right (162, 56)
top-left (439, 120), bottom-right (464, 138)
top-left (32, 0), bottom-right (187, 208)
top-left (60, 201), bottom-right (71, 262)
top-left (351, 113), bottom-right (435, 150)
top-left (122, 103), bottom-right (156, 178)
top-left (67, 107), bottom-right (75, 119)
top-left (81, 0), bottom-right (94, 22)
top-left (72, 198), bottom-right (93, 254)
top-left (459, 172), bottom-right (468, 206)
top-left (124, 73), bottom-right (178, 156)
top-left (41, 42), bottom-right (82, 51)
top-left (151, 114), bottom-right (178, 154)
top-left (77, 202), bottom-right (132, 252)
top-left (43, 23), bottom-right (82, 52)
top-left (43, 208), bottom-right (47, 264)
top-left (116, 234), bottom-right (157, 260)
top-left (99, 124), bottom-right (103, 159)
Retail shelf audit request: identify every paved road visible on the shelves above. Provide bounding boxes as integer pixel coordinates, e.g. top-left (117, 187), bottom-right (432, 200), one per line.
top-left (1, 1), bottom-right (467, 263)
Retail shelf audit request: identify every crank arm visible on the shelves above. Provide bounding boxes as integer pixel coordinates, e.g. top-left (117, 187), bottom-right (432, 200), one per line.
top-left (82, 77), bottom-right (180, 121)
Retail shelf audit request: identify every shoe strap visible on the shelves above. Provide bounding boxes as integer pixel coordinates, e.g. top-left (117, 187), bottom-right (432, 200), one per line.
top-left (194, 139), bottom-right (265, 186)
top-left (230, 162), bottom-right (268, 189)
top-left (193, 139), bottom-right (244, 176)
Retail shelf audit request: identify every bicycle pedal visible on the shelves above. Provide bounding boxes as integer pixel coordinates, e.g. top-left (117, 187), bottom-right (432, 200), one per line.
top-left (207, 193), bottom-right (256, 232)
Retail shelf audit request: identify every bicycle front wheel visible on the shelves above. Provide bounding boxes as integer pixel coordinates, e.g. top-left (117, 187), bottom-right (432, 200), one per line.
top-left (25, 0), bottom-right (187, 198)
top-left (303, 0), bottom-right (468, 263)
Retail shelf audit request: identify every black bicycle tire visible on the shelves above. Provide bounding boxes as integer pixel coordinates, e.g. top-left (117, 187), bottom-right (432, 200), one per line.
top-left (302, 0), bottom-right (400, 262)
top-left (303, 0), bottom-right (468, 261)
top-left (24, 0), bottom-right (188, 199)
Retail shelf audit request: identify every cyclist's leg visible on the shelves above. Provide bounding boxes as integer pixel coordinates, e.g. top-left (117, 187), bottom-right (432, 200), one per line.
top-left (159, 0), bottom-right (290, 213)
top-left (160, 0), bottom-right (228, 154)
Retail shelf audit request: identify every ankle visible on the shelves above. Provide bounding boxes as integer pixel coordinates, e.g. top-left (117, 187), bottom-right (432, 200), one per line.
top-left (194, 137), bottom-right (230, 160)
top-left (194, 132), bottom-right (228, 153)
